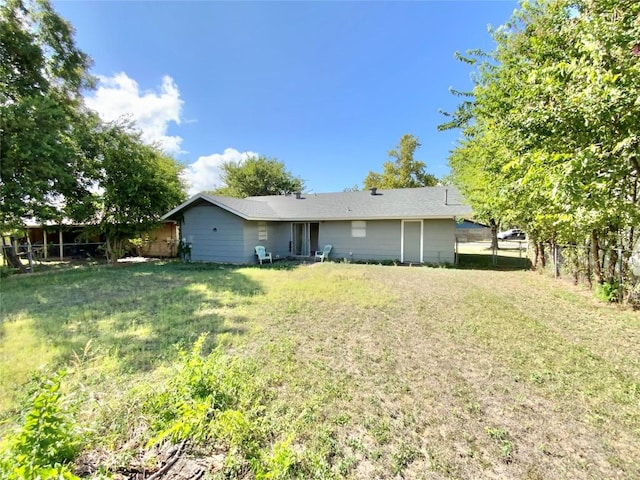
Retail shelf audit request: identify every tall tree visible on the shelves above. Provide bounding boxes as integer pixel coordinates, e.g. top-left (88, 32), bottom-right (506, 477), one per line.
top-left (0, 0), bottom-right (96, 229)
top-left (363, 134), bottom-right (438, 189)
top-left (443, 0), bottom-right (640, 286)
top-left (210, 155), bottom-right (304, 198)
top-left (92, 123), bottom-right (187, 262)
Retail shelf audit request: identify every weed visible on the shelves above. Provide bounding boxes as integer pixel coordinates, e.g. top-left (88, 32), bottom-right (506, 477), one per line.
top-left (254, 435), bottom-right (300, 480)
top-left (364, 416), bottom-right (390, 445)
top-left (485, 426), bottom-right (514, 463)
top-left (391, 442), bottom-right (421, 475)
top-left (595, 281), bottom-right (621, 302)
top-left (0, 371), bottom-right (81, 479)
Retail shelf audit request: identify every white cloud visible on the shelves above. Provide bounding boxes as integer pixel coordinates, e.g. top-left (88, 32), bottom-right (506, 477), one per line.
top-left (85, 73), bottom-right (184, 154)
top-left (182, 148), bottom-right (258, 196)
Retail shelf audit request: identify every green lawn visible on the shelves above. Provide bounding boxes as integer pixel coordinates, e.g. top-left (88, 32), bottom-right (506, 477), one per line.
top-left (1, 261), bottom-right (638, 479)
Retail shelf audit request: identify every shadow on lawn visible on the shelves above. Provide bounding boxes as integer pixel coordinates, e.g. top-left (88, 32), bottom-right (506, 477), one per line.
top-left (457, 252), bottom-right (532, 271)
top-left (1, 261), bottom-right (272, 374)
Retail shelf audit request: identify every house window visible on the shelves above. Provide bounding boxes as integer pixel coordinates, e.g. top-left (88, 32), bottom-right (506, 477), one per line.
top-left (352, 221), bottom-right (366, 238)
top-left (258, 222), bottom-right (268, 241)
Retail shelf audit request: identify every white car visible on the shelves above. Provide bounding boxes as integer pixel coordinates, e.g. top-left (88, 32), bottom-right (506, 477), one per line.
top-left (497, 228), bottom-right (526, 240)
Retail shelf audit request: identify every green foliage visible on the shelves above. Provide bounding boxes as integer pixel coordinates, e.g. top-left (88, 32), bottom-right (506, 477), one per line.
top-left (443, 0), bottom-right (640, 284)
top-left (253, 435), bottom-right (300, 480)
top-left (0, 1), bottom-right (186, 256)
top-left (363, 134), bottom-right (438, 189)
top-left (177, 237), bottom-right (192, 262)
top-left (0, 371), bottom-right (80, 480)
top-left (144, 334), bottom-right (301, 477)
top-left (485, 426), bottom-right (514, 463)
top-left (210, 155), bottom-right (304, 198)
top-left (0, 265), bottom-right (14, 278)
top-left (391, 442), bottom-right (421, 475)
top-left (595, 281), bottom-right (620, 303)
top-left (93, 122), bottom-right (186, 262)
top-left (0, 0), bottom-right (97, 229)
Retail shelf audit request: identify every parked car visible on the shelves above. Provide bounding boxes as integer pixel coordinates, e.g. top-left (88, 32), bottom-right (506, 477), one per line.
top-left (497, 228), bottom-right (526, 240)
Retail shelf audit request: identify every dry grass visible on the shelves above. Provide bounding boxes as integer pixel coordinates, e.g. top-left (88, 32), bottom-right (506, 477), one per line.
top-left (237, 264), bottom-right (639, 479)
top-left (1, 261), bottom-right (639, 478)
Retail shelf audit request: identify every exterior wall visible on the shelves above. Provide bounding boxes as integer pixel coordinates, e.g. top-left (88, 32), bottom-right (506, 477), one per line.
top-left (422, 219), bottom-right (456, 264)
top-left (242, 221), bottom-right (291, 263)
top-left (243, 221), bottom-right (260, 263)
top-left (319, 220), bottom-right (402, 262)
top-left (319, 218), bottom-right (456, 264)
top-left (181, 204), bottom-right (246, 263)
top-left (139, 222), bottom-right (178, 257)
top-left (270, 223), bottom-right (292, 259)
top-left (180, 205), bottom-right (457, 265)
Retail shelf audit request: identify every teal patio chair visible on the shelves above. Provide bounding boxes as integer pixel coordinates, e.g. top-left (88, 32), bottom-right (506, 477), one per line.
top-left (314, 244), bottom-right (332, 262)
top-left (255, 245), bottom-right (273, 264)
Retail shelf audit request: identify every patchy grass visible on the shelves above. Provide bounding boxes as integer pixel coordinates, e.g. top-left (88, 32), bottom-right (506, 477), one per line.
top-left (1, 261), bottom-right (638, 479)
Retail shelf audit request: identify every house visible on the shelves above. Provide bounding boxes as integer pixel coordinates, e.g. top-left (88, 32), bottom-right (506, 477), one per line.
top-left (162, 186), bottom-right (472, 265)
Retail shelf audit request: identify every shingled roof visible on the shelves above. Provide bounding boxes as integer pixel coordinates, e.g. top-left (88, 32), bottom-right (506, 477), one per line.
top-left (162, 186), bottom-right (471, 222)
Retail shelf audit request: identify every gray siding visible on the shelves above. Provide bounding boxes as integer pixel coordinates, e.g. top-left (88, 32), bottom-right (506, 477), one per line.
top-left (243, 221), bottom-right (291, 263)
top-left (182, 205), bottom-right (456, 265)
top-left (181, 205), bottom-right (246, 263)
top-left (243, 221), bottom-right (260, 264)
top-left (270, 223), bottom-right (292, 259)
top-left (319, 219), bottom-right (455, 264)
top-left (423, 219), bottom-right (456, 263)
top-left (319, 220), bottom-right (402, 262)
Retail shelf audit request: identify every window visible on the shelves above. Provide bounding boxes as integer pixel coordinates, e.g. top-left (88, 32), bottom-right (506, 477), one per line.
top-left (258, 222), bottom-right (268, 241)
top-left (351, 221), bottom-right (366, 238)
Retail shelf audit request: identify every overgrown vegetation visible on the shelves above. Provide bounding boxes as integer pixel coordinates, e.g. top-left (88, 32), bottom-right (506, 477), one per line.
top-left (0, 372), bottom-right (81, 480)
top-left (441, 0), bottom-right (640, 300)
top-left (1, 262), bottom-right (638, 478)
top-left (0, 0), bottom-right (186, 263)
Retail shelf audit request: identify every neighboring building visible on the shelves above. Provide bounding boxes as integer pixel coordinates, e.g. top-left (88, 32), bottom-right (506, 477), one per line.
top-left (455, 219), bottom-right (492, 242)
top-left (6, 220), bottom-right (178, 260)
top-left (135, 221), bottom-right (179, 257)
top-left (162, 186), bottom-right (472, 265)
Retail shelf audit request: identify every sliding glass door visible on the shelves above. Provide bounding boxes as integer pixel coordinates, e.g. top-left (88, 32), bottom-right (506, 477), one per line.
top-left (291, 222), bottom-right (319, 256)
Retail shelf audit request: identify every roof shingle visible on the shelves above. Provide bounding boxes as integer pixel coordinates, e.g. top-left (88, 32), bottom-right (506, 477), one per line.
top-left (163, 186), bottom-right (471, 221)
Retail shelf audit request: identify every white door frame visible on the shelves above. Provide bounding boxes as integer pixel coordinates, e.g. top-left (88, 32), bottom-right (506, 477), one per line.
top-left (401, 220), bottom-right (423, 263)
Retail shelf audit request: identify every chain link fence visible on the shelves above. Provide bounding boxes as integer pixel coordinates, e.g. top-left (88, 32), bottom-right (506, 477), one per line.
top-left (534, 243), bottom-right (640, 304)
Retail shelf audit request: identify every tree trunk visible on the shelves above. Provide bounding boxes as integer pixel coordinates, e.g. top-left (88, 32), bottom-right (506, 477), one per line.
top-left (533, 242), bottom-right (540, 270)
top-left (591, 230), bottom-right (603, 284)
top-left (105, 237), bottom-right (112, 264)
top-left (539, 242), bottom-right (546, 269)
top-left (606, 247), bottom-right (618, 284)
top-left (490, 219), bottom-right (498, 251)
top-left (1, 238), bottom-right (27, 273)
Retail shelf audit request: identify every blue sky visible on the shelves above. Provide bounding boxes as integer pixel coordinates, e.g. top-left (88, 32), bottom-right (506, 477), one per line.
top-left (54, 1), bottom-right (520, 195)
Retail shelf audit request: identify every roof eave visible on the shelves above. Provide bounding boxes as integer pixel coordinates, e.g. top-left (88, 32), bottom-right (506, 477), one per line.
top-left (162, 193), bottom-right (254, 221)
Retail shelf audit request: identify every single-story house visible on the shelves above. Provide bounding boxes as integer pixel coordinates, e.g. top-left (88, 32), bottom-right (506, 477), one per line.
top-left (162, 186), bottom-right (472, 265)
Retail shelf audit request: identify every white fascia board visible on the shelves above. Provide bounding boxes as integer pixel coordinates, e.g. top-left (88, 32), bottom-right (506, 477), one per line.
top-left (265, 215), bottom-right (459, 222)
top-left (162, 193), bottom-right (254, 221)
